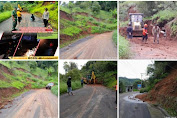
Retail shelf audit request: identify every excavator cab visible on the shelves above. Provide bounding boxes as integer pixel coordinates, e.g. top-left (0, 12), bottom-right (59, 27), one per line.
top-left (129, 13), bottom-right (144, 36)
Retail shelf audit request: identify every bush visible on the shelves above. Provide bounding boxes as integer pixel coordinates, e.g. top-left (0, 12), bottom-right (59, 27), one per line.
top-left (0, 80), bottom-right (11, 88)
top-left (11, 81), bottom-right (25, 90)
top-left (112, 30), bottom-right (117, 45)
top-left (51, 85), bottom-right (58, 96)
top-left (91, 2), bottom-right (101, 14)
top-left (140, 88), bottom-right (148, 93)
top-left (60, 80), bottom-right (82, 94)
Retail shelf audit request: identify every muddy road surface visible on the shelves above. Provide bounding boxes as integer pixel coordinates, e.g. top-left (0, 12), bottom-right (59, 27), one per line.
top-left (129, 36), bottom-right (177, 59)
top-left (119, 92), bottom-right (166, 118)
top-left (60, 85), bottom-right (117, 118)
top-left (60, 32), bottom-right (117, 59)
top-left (0, 89), bottom-right (58, 118)
top-left (0, 12), bottom-right (44, 31)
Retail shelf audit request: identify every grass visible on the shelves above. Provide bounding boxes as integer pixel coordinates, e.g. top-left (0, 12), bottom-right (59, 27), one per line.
top-left (37, 32), bottom-right (58, 39)
top-left (27, 2), bottom-right (58, 30)
top-left (152, 10), bottom-right (176, 24)
top-left (112, 30), bottom-right (117, 45)
top-left (60, 80), bottom-right (82, 94)
top-left (51, 85), bottom-right (58, 96)
top-left (119, 35), bottom-right (131, 59)
top-left (0, 11), bottom-right (11, 23)
top-left (60, 5), bottom-right (117, 48)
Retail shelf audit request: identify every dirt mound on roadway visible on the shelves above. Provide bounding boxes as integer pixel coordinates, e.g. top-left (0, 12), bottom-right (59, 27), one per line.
top-left (136, 68), bottom-right (177, 114)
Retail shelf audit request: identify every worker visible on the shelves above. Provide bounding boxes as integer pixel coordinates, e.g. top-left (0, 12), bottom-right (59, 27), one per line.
top-left (17, 8), bottom-right (22, 25)
top-left (162, 27), bottom-right (167, 39)
top-left (81, 77), bottom-right (84, 87)
top-left (12, 7), bottom-right (17, 31)
top-left (42, 8), bottom-right (49, 27)
top-left (67, 76), bottom-right (74, 96)
top-left (142, 24), bottom-right (148, 43)
top-left (31, 14), bottom-right (35, 21)
top-left (152, 24), bottom-right (161, 44)
top-left (127, 23), bottom-right (133, 40)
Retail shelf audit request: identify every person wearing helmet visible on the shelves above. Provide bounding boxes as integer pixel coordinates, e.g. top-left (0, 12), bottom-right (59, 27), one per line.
top-left (12, 7), bottom-right (17, 31)
top-left (127, 23), bottom-right (133, 40)
top-left (142, 24), bottom-right (148, 43)
top-left (17, 8), bottom-right (22, 25)
top-left (152, 24), bottom-right (161, 44)
top-left (67, 76), bottom-right (74, 95)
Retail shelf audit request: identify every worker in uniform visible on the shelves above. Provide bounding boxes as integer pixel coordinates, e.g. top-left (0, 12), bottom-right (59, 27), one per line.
top-left (142, 24), bottom-right (148, 43)
top-left (12, 7), bottom-right (17, 31)
top-left (152, 24), bottom-right (161, 44)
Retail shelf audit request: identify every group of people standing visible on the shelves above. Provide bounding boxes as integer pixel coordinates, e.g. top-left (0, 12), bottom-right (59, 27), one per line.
top-left (11, 6), bottom-right (50, 31)
top-left (127, 23), bottom-right (166, 44)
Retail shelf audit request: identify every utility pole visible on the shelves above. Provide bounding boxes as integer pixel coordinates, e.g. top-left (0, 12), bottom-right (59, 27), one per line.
top-left (141, 73), bottom-right (146, 89)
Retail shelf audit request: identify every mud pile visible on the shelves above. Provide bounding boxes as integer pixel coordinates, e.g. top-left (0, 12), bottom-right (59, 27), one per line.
top-left (136, 68), bottom-right (177, 115)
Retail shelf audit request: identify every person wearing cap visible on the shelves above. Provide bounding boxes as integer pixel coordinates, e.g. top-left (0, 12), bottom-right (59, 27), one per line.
top-left (17, 8), bottom-right (22, 25)
top-left (127, 23), bottom-right (133, 40)
top-left (152, 24), bottom-right (161, 44)
top-left (142, 24), bottom-right (148, 43)
top-left (12, 7), bottom-right (17, 31)
top-left (42, 8), bottom-right (49, 27)
top-left (67, 76), bottom-right (74, 95)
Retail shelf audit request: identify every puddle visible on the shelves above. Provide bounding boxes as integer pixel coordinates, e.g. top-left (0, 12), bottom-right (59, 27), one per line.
top-left (123, 93), bottom-right (145, 104)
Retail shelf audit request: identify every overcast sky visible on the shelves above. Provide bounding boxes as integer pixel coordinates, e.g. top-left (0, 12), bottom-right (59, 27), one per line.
top-left (59, 60), bottom-right (88, 74)
top-left (118, 60), bottom-right (154, 80)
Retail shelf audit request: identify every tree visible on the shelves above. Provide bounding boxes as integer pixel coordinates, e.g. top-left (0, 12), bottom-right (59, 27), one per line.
top-left (91, 1), bottom-right (101, 14)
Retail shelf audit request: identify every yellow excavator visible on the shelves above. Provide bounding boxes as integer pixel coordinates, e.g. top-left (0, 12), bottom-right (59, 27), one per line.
top-left (83, 71), bottom-right (96, 84)
top-left (129, 13), bottom-right (144, 36)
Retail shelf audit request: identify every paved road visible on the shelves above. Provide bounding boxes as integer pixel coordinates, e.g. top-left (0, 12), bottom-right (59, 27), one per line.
top-left (0, 12), bottom-right (44, 32)
top-left (0, 89), bottom-right (58, 118)
top-left (60, 85), bottom-right (117, 118)
top-left (60, 32), bottom-right (117, 59)
top-left (119, 92), bottom-right (166, 118)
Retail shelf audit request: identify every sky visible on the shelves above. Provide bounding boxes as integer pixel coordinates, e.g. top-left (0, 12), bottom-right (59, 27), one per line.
top-left (59, 60), bottom-right (88, 74)
top-left (118, 60), bottom-right (154, 80)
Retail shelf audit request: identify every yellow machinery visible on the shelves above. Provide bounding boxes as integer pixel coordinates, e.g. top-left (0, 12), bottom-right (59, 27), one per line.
top-left (18, 4), bottom-right (22, 12)
top-left (129, 13), bottom-right (144, 36)
top-left (83, 71), bottom-right (96, 84)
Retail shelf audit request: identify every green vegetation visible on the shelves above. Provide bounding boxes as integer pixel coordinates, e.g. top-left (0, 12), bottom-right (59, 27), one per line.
top-left (60, 1), bottom-right (117, 47)
top-left (60, 61), bottom-right (117, 94)
top-left (60, 80), bottom-right (81, 94)
top-left (25, 1), bottom-right (58, 30)
top-left (112, 30), bottom-right (117, 45)
top-left (119, 35), bottom-right (131, 59)
top-left (119, 77), bottom-right (141, 93)
top-left (0, 1), bottom-right (58, 30)
top-left (145, 61), bottom-right (177, 116)
top-left (0, 11), bottom-right (11, 23)
top-left (119, 1), bottom-right (177, 37)
top-left (0, 61), bottom-right (58, 95)
top-left (51, 85), bottom-right (58, 96)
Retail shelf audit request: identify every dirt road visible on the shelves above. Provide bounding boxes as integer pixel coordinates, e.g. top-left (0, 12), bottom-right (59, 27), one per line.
top-left (60, 85), bottom-right (117, 118)
top-left (119, 92), bottom-right (166, 118)
top-left (0, 89), bottom-right (58, 118)
top-left (0, 12), bottom-right (43, 31)
top-left (130, 36), bottom-right (177, 59)
top-left (60, 32), bottom-right (117, 59)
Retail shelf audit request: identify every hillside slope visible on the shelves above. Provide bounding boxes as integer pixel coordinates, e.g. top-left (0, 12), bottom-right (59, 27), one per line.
top-left (60, 3), bottom-right (117, 48)
top-left (136, 68), bottom-right (177, 116)
top-left (0, 61), bottom-right (58, 109)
